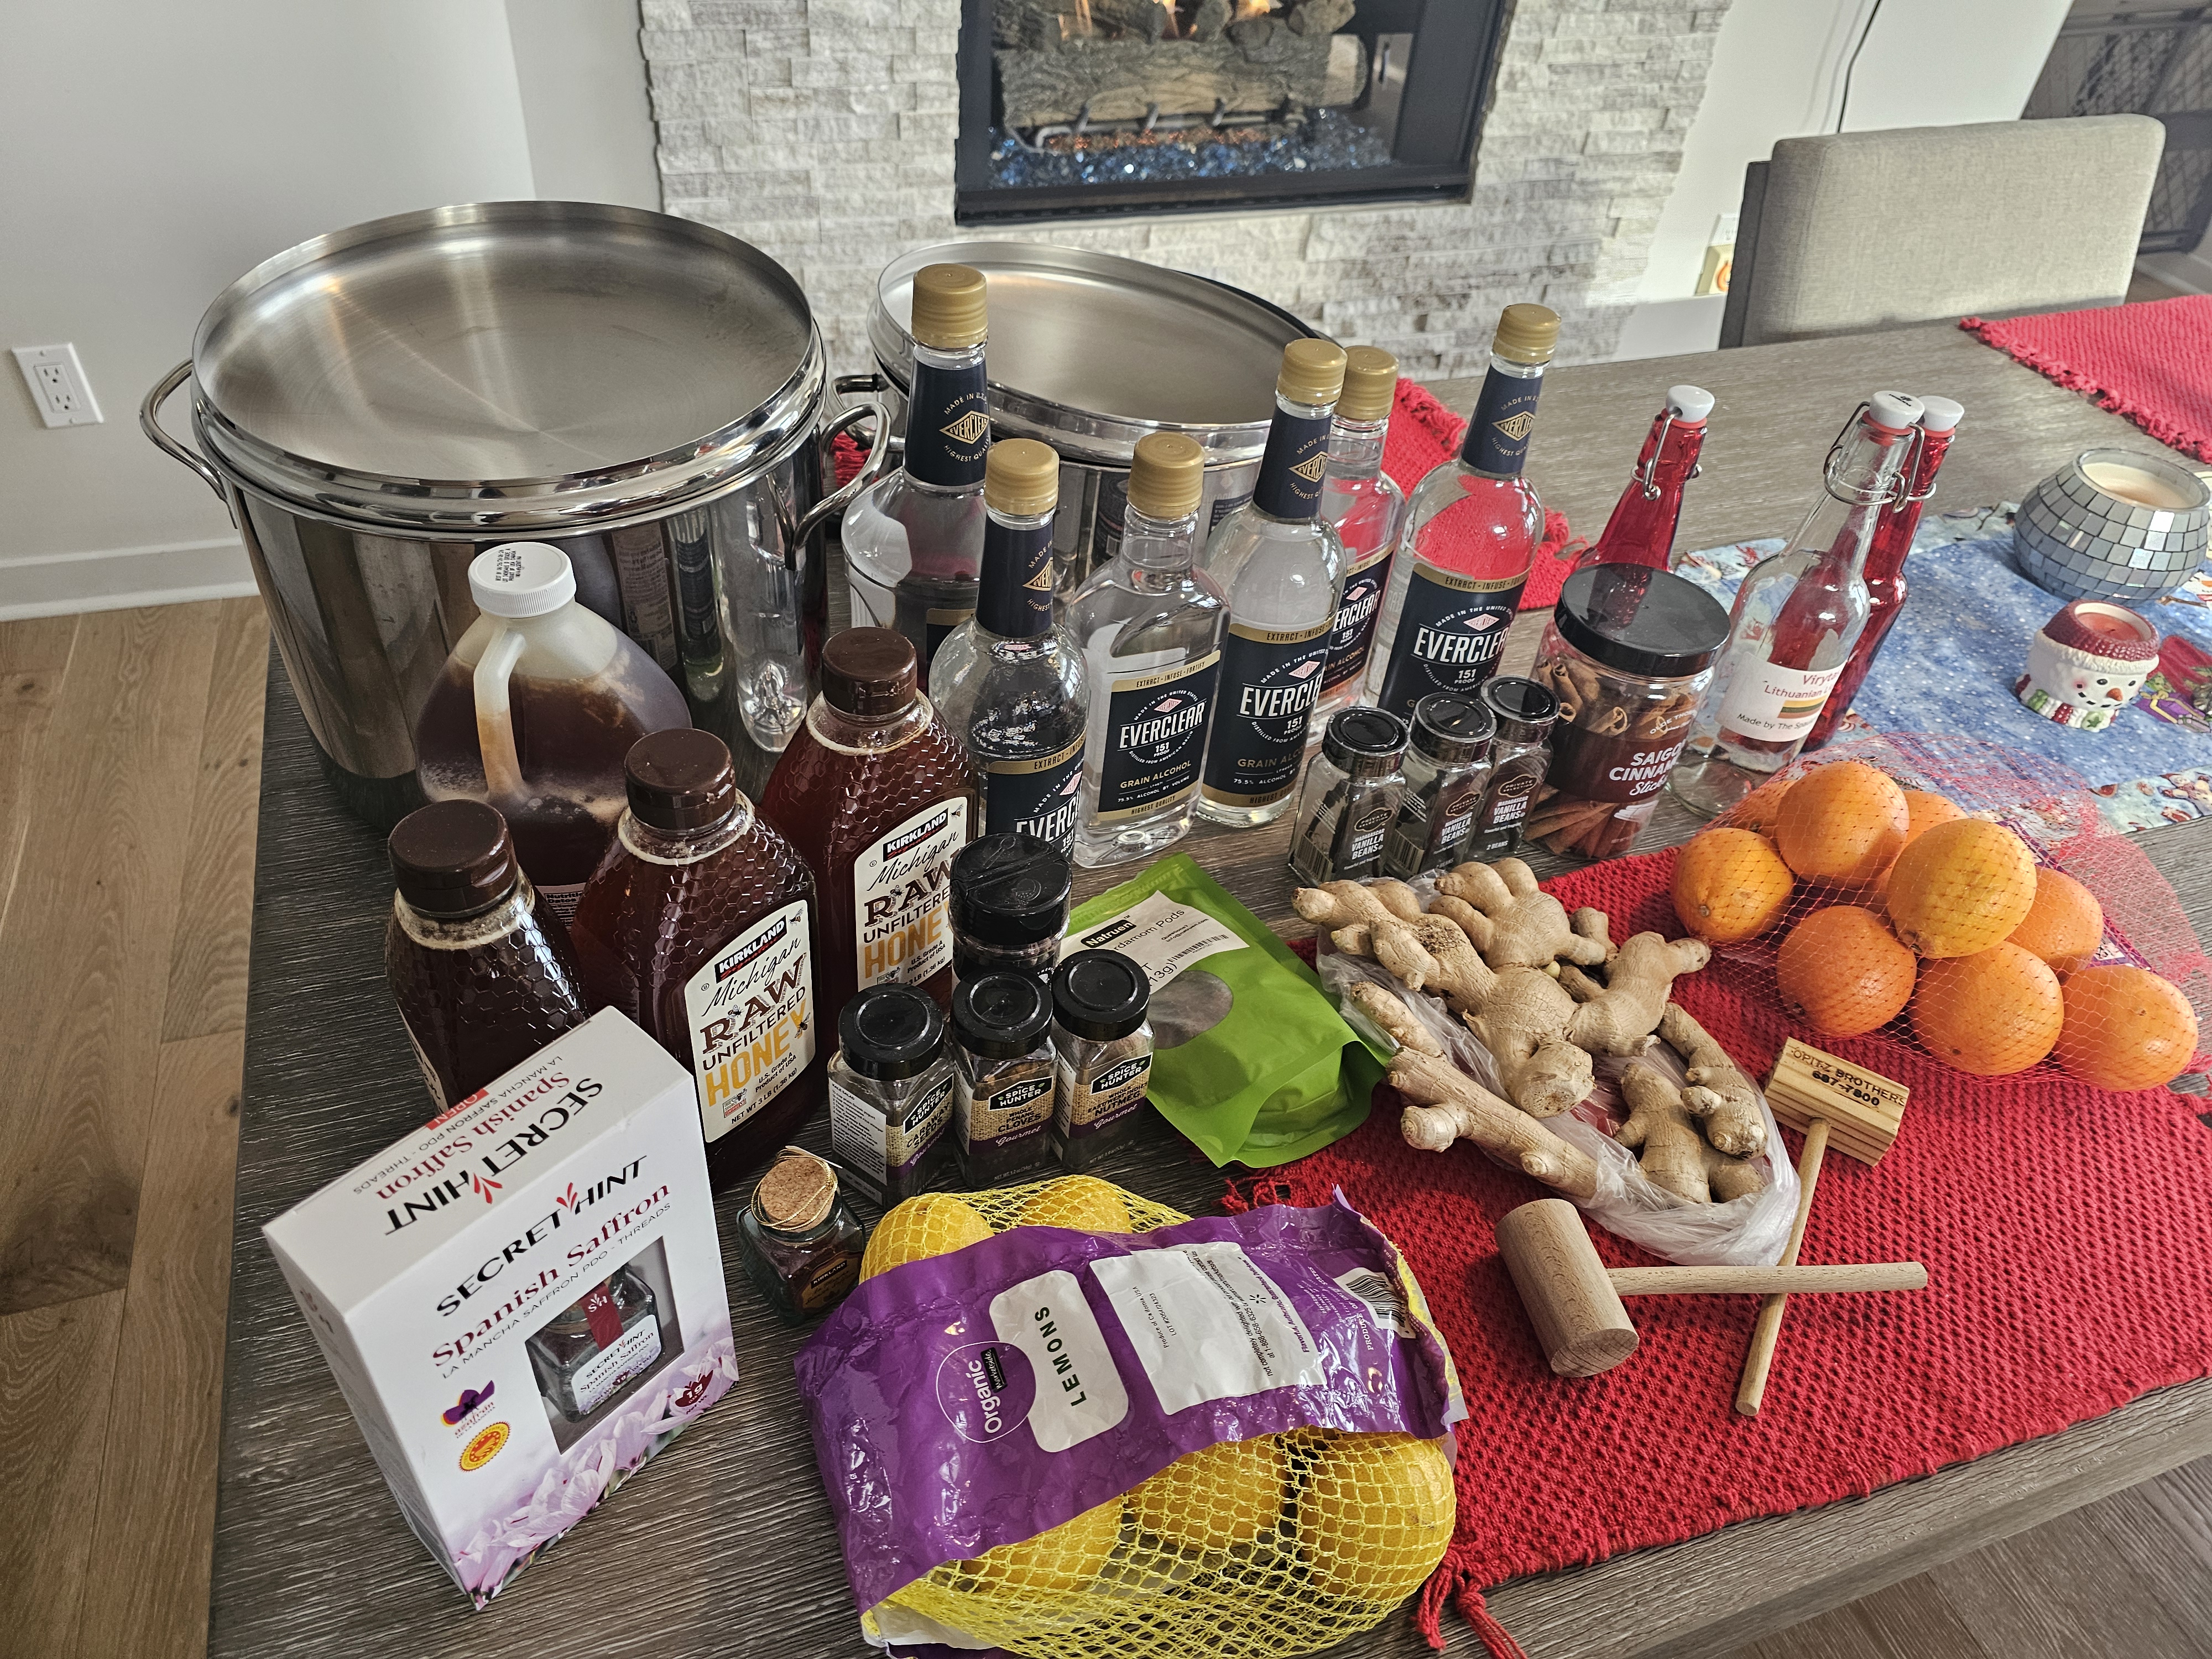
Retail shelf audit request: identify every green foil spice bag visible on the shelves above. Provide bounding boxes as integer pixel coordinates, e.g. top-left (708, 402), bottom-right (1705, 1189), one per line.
top-left (1061, 854), bottom-right (1385, 1167)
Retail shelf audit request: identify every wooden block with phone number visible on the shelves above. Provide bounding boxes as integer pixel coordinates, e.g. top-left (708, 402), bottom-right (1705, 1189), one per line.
top-left (1764, 1037), bottom-right (1908, 1166)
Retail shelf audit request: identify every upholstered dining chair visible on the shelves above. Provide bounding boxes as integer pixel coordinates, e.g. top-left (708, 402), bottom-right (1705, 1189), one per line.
top-left (1719, 114), bottom-right (2166, 349)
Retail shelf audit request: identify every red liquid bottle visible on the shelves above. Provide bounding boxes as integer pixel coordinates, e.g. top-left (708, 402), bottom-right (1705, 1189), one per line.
top-left (384, 799), bottom-right (593, 1111)
top-left (1806, 397), bottom-right (1961, 749)
top-left (1574, 385), bottom-right (1712, 571)
top-left (759, 628), bottom-right (977, 1042)
top-left (569, 729), bottom-right (821, 1192)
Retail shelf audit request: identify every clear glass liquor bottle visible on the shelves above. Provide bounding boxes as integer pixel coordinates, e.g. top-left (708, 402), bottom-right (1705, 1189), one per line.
top-left (1195, 338), bottom-right (1350, 827)
top-left (1671, 392), bottom-right (1923, 816)
top-left (1065, 432), bottom-right (1228, 868)
top-left (1313, 346), bottom-right (1407, 727)
top-left (843, 264), bottom-right (993, 678)
top-left (928, 440), bottom-right (1090, 853)
top-left (1367, 304), bottom-right (1560, 719)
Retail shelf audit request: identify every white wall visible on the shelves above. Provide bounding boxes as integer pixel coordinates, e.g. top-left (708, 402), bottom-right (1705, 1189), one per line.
top-left (1617, 0), bottom-right (2073, 358)
top-left (0, 0), bottom-right (658, 619)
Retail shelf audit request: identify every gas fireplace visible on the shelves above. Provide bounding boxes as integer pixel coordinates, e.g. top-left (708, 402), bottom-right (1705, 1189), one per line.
top-left (954, 0), bottom-right (1508, 222)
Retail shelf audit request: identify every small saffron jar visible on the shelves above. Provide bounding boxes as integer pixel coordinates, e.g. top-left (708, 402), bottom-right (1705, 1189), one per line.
top-left (2015, 599), bottom-right (2160, 732)
top-left (737, 1146), bottom-right (865, 1322)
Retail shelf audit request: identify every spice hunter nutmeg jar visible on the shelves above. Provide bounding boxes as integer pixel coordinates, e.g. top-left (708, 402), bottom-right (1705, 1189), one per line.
top-left (1528, 565), bottom-right (1729, 859)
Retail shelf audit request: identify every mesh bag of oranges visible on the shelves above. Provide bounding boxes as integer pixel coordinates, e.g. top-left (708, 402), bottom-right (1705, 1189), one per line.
top-left (793, 1176), bottom-right (1466, 1659)
top-left (1671, 733), bottom-right (2207, 1088)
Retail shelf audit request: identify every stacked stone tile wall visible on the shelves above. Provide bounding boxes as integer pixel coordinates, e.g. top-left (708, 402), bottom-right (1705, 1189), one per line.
top-left (643, 0), bottom-right (1729, 379)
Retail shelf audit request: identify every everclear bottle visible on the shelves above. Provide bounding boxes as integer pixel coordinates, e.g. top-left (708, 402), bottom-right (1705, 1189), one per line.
top-left (843, 264), bottom-right (992, 677)
top-left (1066, 432), bottom-right (1228, 868)
top-left (568, 729), bottom-right (821, 1192)
top-left (1573, 385), bottom-right (1713, 572)
top-left (1671, 393), bottom-right (1922, 817)
top-left (1196, 339), bottom-right (1350, 827)
top-left (1367, 304), bottom-right (1559, 719)
top-left (1314, 346), bottom-right (1407, 726)
top-left (928, 439), bottom-right (1089, 852)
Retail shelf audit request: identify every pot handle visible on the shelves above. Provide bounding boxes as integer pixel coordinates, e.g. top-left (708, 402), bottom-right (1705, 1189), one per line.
top-left (790, 392), bottom-right (895, 556)
top-left (139, 361), bottom-right (227, 499)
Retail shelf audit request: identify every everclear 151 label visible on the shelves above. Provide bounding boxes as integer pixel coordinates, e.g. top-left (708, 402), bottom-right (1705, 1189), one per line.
top-left (854, 797), bottom-right (969, 990)
top-left (682, 900), bottom-right (815, 1144)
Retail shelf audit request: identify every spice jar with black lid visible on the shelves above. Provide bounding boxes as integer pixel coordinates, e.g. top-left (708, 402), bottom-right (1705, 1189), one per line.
top-left (827, 983), bottom-right (957, 1203)
top-left (1465, 677), bottom-right (1558, 862)
top-left (1050, 950), bottom-right (1154, 1172)
top-left (737, 1146), bottom-right (865, 1323)
top-left (1381, 693), bottom-right (1496, 877)
top-left (1288, 707), bottom-right (1409, 886)
top-left (950, 832), bottom-right (1071, 984)
top-left (1528, 564), bottom-right (1728, 860)
top-left (950, 971), bottom-right (1057, 1183)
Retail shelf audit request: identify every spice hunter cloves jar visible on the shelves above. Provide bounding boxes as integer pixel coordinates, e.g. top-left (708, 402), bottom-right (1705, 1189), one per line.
top-left (1528, 565), bottom-right (1729, 859)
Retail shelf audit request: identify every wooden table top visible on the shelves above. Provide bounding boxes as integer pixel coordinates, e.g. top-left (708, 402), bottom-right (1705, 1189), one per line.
top-left (211, 321), bottom-right (2212, 1659)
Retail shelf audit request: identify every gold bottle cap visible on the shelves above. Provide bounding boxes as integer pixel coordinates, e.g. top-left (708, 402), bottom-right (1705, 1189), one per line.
top-left (984, 437), bottom-right (1059, 515)
top-left (1276, 337), bottom-right (1348, 406)
top-left (1127, 431), bottom-right (1206, 520)
top-left (753, 1146), bottom-right (839, 1233)
top-left (1337, 346), bottom-right (1400, 422)
top-left (1492, 304), bottom-right (1561, 367)
top-left (910, 263), bottom-right (988, 349)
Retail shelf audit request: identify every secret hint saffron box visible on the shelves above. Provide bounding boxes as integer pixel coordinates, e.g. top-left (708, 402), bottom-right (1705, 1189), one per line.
top-left (264, 1009), bottom-right (736, 1608)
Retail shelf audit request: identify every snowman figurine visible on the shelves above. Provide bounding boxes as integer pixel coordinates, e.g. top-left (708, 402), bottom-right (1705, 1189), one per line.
top-left (2015, 599), bottom-right (2160, 732)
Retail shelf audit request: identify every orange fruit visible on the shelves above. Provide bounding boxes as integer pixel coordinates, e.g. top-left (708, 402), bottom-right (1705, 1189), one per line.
top-left (2053, 965), bottom-right (2199, 1091)
top-left (1885, 819), bottom-right (2039, 957)
top-left (2007, 867), bottom-right (2105, 978)
top-left (1722, 770), bottom-right (1797, 836)
top-left (1912, 943), bottom-right (2064, 1076)
top-left (1672, 828), bottom-right (1795, 943)
top-left (1773, 760), bottom-right (1909, 886)
top-left (1775, 906), bottom-right (1916, 1037)
top-left (1872, 791), bottom-right (1968, 896)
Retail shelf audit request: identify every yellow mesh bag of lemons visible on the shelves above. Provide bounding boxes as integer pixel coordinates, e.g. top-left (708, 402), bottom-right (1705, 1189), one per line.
top-left (855, 1176), bottom-right (1457, 1659)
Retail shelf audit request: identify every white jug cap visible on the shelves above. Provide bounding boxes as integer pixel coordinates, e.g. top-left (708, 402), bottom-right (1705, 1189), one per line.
top-left (469, 542), bottom-right (576, 618)
top-left (1666, 384), bottom-right (1714, 422)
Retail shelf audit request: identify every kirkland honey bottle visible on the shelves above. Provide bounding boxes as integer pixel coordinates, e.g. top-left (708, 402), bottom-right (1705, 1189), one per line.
top-left (760, 628), bottom-right (977, 1040)
top-left (570, 730), bottom-right (820, 1189)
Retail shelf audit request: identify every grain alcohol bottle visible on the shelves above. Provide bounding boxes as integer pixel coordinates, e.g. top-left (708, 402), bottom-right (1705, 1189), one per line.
top-left (843, 264), bottom-right (992, 676)
top-left (1065, 432), bottom-right (1228, 867)
top-left (1313, 346), bottom-right (1408, 725)
top-left (1196, 338), bottom-right (1350, 827)
top-left (928, 439), bottom-right (1089, 852)
top-left (1367, 304), bottom-right (1558, 718)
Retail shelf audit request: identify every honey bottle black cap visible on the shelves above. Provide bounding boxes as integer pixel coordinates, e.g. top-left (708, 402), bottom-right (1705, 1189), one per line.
top-left (625, 728), bottom-right (739, 832)
top-left (838, 983), bottom-right (945, 1081)
top-left (950, 832), bottom-right (1072, 948)
top-left (1051, 949), bottom-right (1150, 1042)
top-left (821, 627), bottom-right (919, 718)
top-left (389, 799), bottom-right (518, 917)
top-left (952, 972), bottom-right (1053, 1060)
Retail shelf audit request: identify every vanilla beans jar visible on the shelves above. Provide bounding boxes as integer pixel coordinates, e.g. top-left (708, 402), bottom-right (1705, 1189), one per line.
top-left (1528, 565), bottom-right (1728, 860)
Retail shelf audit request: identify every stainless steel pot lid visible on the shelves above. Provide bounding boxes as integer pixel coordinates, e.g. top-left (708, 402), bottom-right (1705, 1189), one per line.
top-left (189, 201), bottom-right (823, 534)
top-left (870, 242), bottom-right (1320, 468)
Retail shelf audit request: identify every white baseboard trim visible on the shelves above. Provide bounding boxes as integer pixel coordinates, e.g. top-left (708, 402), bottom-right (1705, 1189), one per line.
top-left (0, 537), bottom-right (258, 621)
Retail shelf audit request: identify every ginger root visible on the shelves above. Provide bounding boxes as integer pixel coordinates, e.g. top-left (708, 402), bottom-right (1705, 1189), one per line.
top-left (1348, 980), bottom-right (1442, 1057)
top-left (1293, 881), bottom-right (1434, 987)
top-left (1555, 935), bottom-right (1712, 1057)
top-left (1657, 1004), bottom-right (1767, 1157)
top-left (1615, 1065), bottom-right (1768, 1204)
top-left (1432, 859), bottom-right (1614, 970)
top-left (1391, 1048), bottom-right (1599, 1201)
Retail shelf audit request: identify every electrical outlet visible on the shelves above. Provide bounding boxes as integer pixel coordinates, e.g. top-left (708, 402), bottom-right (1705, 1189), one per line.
top-left (13, 343), bottom-right (103, 428)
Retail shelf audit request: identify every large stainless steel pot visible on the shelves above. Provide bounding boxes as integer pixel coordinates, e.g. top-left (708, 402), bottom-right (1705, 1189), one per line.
top-left (143, 201), bottom-right (888, 825)
top-left (862, 241), bottom-right (1319, 593)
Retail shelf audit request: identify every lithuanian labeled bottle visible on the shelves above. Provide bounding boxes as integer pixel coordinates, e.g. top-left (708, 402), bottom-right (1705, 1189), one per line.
top-left (1670, 392), bottom-right (1922, 816)
top-left (759, 628), bottom-right (975, 1036)
top-left (1573, 385), bottom-right (1712, 572)
top-left (1066, 431), bottom-right (1227, 867)
top-left (1366, 304), bottom-right (1558, 719)
top-left (1806, 397), bottom-right (1962, 748)
top-left (568, 729), bottom-right (821, 1191)
top-left (928, 439), bottom-right (1089, 852)
top-left (1314, 346), bottom-right (1408, 725)
top-left (843, 264), bottom-right (992, 676)
top-left (1196, 338), bottom-right (1349, 827)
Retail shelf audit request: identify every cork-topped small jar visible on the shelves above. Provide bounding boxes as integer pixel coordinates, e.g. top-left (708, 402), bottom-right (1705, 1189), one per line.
top-left (736, 1146), bottom-right (865, 1322)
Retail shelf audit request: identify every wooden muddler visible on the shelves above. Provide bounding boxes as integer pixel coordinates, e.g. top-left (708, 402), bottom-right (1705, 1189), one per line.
top-left (1496, 1199), bottom-right (1927, 1379)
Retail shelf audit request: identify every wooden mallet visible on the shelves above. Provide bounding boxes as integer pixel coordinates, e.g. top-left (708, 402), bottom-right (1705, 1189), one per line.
top-left (1495, 1199), bottom-right (1926, 1378)
top-left (1738, 1039), bottom-right (1912, 1416)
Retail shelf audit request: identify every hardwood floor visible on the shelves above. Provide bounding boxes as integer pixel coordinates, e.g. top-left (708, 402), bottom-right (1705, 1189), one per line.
top-left (0, 596), bottom-right (2205, 1658)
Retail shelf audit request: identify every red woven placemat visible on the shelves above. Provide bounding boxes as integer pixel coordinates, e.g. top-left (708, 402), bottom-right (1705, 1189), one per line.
top-left (1250, 849), bottom-right (2212, 1657)
top-left (1961, 295), bottom-right (2212, 464)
